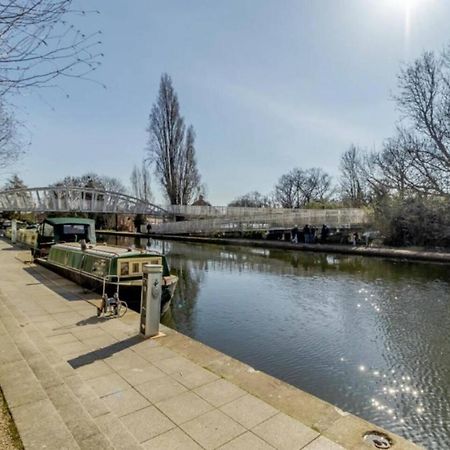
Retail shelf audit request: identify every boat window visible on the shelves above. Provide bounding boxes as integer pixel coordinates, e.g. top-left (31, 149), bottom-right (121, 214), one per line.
top-left (120, 262), bottom-right (129, 276)
top-left (63, 224), bottom-right (86, 235)
top-left (93, 259), bottom-right (107, 276)
top-left (42, 223), bottom-right (54, 237)
top-left (150, 257), bottom-right (162, 265)
top-left (132, 262), bottom-right (140, 273)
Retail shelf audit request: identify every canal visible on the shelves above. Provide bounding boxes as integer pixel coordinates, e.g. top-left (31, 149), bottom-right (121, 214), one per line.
top-left (103, 235), bottom-right (450, 449)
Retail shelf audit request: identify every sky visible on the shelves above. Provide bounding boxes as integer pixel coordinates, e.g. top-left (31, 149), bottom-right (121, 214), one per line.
top-left (9, 0), bottom-right (450, 205)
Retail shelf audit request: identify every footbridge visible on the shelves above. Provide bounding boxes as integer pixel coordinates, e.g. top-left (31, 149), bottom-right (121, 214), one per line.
top-left (0, 187), bottom-right (371, 235)
top-left (0, 187), bottom-right (169, 216)
top-left (152, 207), bottom-right (371, 235)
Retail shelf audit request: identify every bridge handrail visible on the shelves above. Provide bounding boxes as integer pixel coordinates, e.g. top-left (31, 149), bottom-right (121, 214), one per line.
top-left (0, 186), bottom-right (170, 216)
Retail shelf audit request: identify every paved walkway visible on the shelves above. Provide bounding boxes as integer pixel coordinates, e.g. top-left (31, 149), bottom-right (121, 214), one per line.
top-left (0, 240), bottom-right (420, 449)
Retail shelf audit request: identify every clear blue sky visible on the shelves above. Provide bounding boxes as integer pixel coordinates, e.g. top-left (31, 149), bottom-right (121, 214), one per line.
top-left (10, 0), bottom-right (450, 204)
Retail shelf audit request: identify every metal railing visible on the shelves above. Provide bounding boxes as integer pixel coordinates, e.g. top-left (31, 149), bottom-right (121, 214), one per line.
top-left (0, 187), bottom-right (169, 216)
top-left (152, 208), bottom-right (371, 235)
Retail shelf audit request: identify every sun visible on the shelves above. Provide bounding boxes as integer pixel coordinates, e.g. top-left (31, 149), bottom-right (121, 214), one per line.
top-left (387, 0), bottom-right (430, 10)
top-left (383, 0), bottom-right (433, 53)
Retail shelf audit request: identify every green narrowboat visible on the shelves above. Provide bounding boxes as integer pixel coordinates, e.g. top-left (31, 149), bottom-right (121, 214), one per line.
top-left (31, 217), bottom-right (177, 312)
top-left (32, 217), bottom-right (97, 258)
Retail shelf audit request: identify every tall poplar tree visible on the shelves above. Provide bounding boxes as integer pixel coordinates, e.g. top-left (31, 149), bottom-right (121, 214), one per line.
top-left (146, 73), bottom-right (201, 205)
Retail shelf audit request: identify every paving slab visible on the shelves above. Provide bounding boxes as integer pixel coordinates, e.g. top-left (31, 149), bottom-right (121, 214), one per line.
top-left (71, 359), bottom-right (114, 381)
top-left (142, 427), bottom-right (203, 450)
top-left (86, 372), bottom-right (130, 398)
top-left (95, 412), bottom-right (142, 450)
top-left (120, 405), bottom-right (176, 443)
top-left (171, 364), bottom-right (220, 389)
top-left (65, 374), bottom-right (111, 418)
top-left (252, 413), bottom-right (319, 450)
top-left (181, 409), bottom-right (246, 450)
top-left (135, 375), bottom-right (188, 403)
top-left (194, 378), bottom-right (247, 407)
top-left (102, 387), bottom-right (150, 417)
top-left (118, 364), bottom-right (166, 385)
top-left (303, 436), bottom-right (346, 450)
top-left (11, 398), bottom-right (79, 450)
top-left (218, 431), bottom-right (276, 450)
top-left (156, 391), bottom-right (214, 424)
top-left (220, 394), bottom-right (279, 429)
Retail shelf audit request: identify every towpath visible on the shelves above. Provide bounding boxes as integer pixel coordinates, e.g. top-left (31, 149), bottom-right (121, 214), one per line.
top-left (0, 239), bottom-right (420, 449)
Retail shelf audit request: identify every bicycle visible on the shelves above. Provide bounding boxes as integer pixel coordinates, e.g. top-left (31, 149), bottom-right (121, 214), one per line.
top-left (97, 292), bottom-right (128, 318)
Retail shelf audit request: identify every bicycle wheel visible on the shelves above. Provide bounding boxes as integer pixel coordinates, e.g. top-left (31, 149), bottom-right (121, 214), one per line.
top-left (117, 300), bottom-right (128, 318)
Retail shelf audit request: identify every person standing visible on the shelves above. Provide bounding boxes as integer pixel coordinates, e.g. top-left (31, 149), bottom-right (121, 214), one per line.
top-left (291, 225), bottom-right (299, 243)
top-left (303, 224), bottom-right (310, 243)
top-left (321, 224), bottom-right (329, 243)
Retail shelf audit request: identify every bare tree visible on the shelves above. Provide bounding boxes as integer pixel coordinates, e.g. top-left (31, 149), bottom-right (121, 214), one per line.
top-left (3, 173), bottom-right (26, 189)
top-left (146, 73), bottom-right (202, 205)
top-left (393, 49), bottom-right (450, 194)
top-left (130, 161), bottom-right (153, 202)
top-left (299, 168), bottom-right (332, 205)
top-left (228, 191), bottom-right (273, 207)
top-left (54, 172), bottom-right (127, 193)
top-left (372, 129), bottom-right (450, 196)
top-left (0, 101), bottom-right (24, 172)
top-left (339, 145), bottom-right (369, 206)
top-left (274, 172), bottom-right (298, 208)
top-left (0, 0), bottom-right (103, 96)
top-left (274, 167), bottom-right (332, 208)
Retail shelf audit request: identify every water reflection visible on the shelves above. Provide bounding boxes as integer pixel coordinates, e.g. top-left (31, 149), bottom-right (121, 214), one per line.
top-left (101, 235), bottom-right (450, 449)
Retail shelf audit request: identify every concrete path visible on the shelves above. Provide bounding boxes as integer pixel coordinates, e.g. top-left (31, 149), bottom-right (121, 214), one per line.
top-left (0, 239), bottom-right (421, 449)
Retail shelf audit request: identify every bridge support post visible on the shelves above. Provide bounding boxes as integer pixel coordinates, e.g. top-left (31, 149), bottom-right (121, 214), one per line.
top-left (140, 264), bottom-right (162, 338)
top-left (11, 219), bottom-right (17, 244)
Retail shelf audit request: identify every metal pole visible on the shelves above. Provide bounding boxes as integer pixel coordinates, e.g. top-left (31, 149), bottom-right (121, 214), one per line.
top-left (11, 219), bottom-right (17, 244)
top-left (140, 263), bottom-right (162, 338)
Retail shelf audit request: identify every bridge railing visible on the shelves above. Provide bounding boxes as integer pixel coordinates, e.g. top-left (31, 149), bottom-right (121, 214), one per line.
top-left (153, 208), bottom-right (371, 234)
top-left (0, 187), bottom-right (168, 216)
top-left (162, 205), bottom-right (297, 218)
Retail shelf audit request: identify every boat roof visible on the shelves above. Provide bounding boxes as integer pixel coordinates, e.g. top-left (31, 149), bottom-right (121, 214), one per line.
top-left (54, 242), bottom-right (162, 258)
top-left (44, 217), bottom-right (96, 226)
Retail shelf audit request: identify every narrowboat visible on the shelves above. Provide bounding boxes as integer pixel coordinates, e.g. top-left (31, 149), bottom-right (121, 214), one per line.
top-left (31, 217), bottom-right (178, 311)
top-left (32, 217), bottom-right (97, 258)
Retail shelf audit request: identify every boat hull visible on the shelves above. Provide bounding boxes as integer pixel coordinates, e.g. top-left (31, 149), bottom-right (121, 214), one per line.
top-left (36, 258), bottom-right (173, 314)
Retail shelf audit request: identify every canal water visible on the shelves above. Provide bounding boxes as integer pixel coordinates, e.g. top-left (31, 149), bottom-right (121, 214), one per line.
top-left (104, 235), bottom-right (450, 449)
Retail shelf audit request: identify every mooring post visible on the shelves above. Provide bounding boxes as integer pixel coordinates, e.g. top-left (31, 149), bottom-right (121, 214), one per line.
top-left (11, 219), bottom-right (17, 244)
top-left (140, 263), bottom-right (162, 337)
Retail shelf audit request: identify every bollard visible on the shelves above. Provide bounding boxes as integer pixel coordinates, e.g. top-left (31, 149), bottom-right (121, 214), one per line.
top-left (140, 263), bottom-right (162, 338)
top-left (11, 219), bottom-right (17, 244)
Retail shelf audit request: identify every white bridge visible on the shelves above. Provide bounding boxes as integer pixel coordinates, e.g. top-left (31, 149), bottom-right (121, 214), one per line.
top-left (151, 207), bottom-right (370, 235)
top-left (0, 187), bottom-right (371, 234)
top-left (0, 187), bottom-right (169, 216)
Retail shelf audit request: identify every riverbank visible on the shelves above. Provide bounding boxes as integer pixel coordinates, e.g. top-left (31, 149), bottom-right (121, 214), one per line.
top-left (97, 230), bottom-right (450, 264)
top-left (0, 240), bottom-right (420, 449)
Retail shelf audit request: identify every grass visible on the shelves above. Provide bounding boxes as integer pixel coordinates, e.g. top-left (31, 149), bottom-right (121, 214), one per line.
top-left (0, 387), bottom-right (23, 450)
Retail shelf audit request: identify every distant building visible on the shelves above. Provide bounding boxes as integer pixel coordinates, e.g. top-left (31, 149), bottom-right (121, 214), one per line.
top-left (191, 195), bottom-right (211, 206)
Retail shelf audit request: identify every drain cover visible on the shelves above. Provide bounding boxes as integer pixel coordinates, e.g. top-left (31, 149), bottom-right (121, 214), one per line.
top-left (363, 431), bottom-right (392, 449)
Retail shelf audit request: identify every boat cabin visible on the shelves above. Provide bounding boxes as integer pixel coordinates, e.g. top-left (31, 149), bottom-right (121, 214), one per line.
top-left (33, 217), bottom-right (96, 258)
